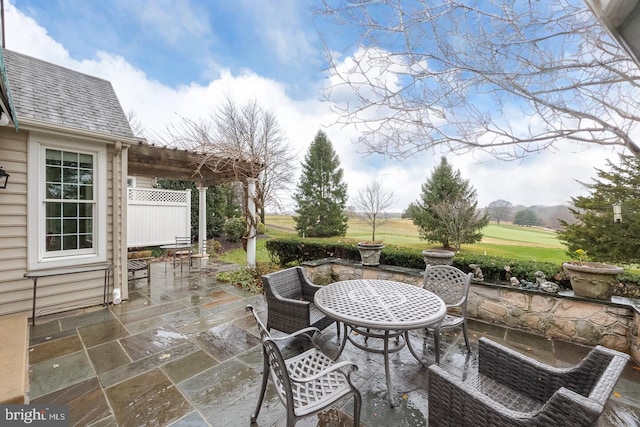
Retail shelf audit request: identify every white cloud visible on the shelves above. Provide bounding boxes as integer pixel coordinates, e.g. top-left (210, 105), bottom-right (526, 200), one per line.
top-left (5, 1), bottom-right (626, 216)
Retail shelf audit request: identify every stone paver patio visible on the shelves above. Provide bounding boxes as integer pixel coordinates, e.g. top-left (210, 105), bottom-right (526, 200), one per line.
top-left (27, 261), bottom-right (640, 426)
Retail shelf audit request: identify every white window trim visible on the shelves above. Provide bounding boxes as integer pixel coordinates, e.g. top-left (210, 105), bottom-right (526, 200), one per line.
top-left (27, 134), bottom-right (107, 270)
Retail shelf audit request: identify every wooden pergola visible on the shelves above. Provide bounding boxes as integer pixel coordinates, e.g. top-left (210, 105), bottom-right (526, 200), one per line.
top-left (127, 142), bottom-right (262, 185)
top-left (127, 141), bottom-right (264, 265)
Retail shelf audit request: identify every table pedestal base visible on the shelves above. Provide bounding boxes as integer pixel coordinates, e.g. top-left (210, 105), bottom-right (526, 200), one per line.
top-left (336, 324), bottom-right (406, 407)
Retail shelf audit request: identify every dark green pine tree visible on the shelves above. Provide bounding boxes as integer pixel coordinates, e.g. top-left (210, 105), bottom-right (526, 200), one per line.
top-left (558, 154), bottom-right (640, 264)
top-left (293, 131), bottom-right (348, 237)
top-left (412, 157), bottom-right (488, 249)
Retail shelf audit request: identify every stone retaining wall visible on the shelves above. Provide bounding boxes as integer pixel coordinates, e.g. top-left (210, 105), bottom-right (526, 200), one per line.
top-left (303, 258), bottom-right (640, 364)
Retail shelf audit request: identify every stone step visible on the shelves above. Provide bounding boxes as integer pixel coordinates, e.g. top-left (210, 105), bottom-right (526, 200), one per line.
top-left (0, 313), bottom-right (29, 404)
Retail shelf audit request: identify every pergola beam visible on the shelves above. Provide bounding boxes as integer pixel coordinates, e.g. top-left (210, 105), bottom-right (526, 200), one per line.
top-left (126, 141), bottom-right (263, 266)
top-left (127, 142), bottom-right (261, 185)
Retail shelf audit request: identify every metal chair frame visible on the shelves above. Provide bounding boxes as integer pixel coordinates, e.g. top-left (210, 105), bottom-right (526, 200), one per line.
top-left (420, 264), bottom-right (472, 363)
top-left (172, 236), bottom-right (193, 272)
top-left (246, 305), bottom-right (361, 426)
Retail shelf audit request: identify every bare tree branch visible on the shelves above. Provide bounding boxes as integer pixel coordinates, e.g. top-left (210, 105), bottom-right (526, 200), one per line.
top-left (159, 96), bottom-right (296, 233)
top-left (315, 0), bottom-right (640, 160)
top-left (352, 179), bottom-right (397, 241)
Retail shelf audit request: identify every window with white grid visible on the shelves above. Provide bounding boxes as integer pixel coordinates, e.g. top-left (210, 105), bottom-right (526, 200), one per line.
top-left (28, 135), bottom-right (107, 269)
top-left (44, 149), bottom-right (95, 253)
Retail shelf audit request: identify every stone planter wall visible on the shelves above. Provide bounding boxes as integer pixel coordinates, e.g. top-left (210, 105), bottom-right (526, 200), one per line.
top-left (303, 258), bottom-right (640, 364)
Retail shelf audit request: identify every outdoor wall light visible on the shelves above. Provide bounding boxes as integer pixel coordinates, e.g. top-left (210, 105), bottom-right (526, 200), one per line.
top-left (0, 166), bottom-right (9, 189)
top-left (613, 202), bottom-right (622, 223)
top-left (0, 111), bottom-right (9, 127)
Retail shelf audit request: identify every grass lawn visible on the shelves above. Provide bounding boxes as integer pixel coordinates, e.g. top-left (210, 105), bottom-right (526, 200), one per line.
top-left (219, 216), bottom-right (569, 265)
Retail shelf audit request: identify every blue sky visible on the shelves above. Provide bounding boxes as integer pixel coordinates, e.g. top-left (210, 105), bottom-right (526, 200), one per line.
top-left (13, 0), bottom-right (323, 98)
top-left (5, 0), bottom-right (624, 211)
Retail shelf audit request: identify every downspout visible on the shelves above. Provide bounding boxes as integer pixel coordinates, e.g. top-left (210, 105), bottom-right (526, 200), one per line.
top-left (111, 141), bottom-right (124, 304)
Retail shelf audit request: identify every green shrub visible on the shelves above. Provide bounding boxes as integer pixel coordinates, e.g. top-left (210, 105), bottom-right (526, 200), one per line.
top-left (266, 238), bottom-right (563, 284)
top-left (207, 239), bottom-right (222, 255)
top-left (452, 253), bottom-right (562, 284)
top-left (264, 238), bottom-right (640, 293)
top-left (224, 217), bottom-right (246, 242)
top-left (266, 238), bottom-right (359, 266)
top-left (215, 261), bottom-right (280, 294)
top-left (257, 222), bottom-right (267, 235)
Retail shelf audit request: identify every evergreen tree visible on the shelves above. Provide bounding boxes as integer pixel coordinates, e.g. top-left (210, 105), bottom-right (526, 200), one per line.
top-left (293, 131), bottom-right (348, 237)
top-left (412, 157), bottom-right (488, 249)
top-left (513, 209), bottom-right (539, 227)
top-left (558, 155), bottom-right (640, 264)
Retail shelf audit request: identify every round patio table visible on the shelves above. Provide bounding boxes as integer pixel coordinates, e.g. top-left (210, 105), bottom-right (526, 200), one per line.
top-left (314, 279), bottom-right (446, 406)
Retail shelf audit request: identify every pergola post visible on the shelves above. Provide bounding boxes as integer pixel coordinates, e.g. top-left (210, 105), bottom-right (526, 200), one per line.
top-left (246, 178), bottom-right (257, 267)
top-left (197, 185), bottom-right (209, 268)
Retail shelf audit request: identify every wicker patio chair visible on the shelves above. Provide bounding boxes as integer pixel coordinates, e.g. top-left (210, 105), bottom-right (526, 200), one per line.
top-left (246, 305), bottom-right (362, 426)
top-left (262, 266), bottom-right (339, 336)
top-left (417, 264), bottom-right (472, 363)
top-left (428, 337), bottom-right (630, 427)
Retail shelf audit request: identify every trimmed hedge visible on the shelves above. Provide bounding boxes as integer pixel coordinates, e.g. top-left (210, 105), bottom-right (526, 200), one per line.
top-left (266, 238), bottom-right (359, 265)
top-left (265, 238), bottom-right (563, 284)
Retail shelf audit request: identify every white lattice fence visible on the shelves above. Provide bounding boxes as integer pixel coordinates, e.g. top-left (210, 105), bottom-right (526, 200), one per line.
top-left (127, 188), bottom-right (191, 247)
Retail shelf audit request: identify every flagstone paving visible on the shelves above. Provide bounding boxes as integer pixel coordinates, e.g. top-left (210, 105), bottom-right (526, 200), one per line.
top-left (27, 261), bottom-right (640, 426)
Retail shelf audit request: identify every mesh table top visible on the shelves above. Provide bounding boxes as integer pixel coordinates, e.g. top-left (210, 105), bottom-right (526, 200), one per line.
top-left (314, 280), bottom-right (446, 330)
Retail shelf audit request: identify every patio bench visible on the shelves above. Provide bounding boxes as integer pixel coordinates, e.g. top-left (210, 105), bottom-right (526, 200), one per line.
top-left (24, 264), bottom-right (114, 325)
top-left (127, 257), bottom-right (151, 284)
top-left (0, 313), bottom-right (29, 404)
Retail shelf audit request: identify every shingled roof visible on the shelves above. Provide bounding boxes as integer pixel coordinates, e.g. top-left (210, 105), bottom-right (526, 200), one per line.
top-left (3, 49), bottom-right (134, 139)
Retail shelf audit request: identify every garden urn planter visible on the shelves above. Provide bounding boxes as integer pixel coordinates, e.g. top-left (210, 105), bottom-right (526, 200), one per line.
top-left (422, 249), bottom-right (455, 266)
top-left (357, 242), bottom-right (384, 266)
top-left (562, 262), bottom-right (623, 300)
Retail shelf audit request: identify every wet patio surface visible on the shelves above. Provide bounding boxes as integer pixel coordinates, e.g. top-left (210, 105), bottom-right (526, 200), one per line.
top-left (28, 261), bottom-right (640, 426)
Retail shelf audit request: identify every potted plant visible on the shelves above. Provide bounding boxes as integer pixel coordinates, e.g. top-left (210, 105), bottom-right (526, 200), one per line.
top-left (422, 249), bottom-right (455, 266)
top-left (562, 249), bottom-right (623, 300)
top-left (357, 240), bottom-right (384, 266)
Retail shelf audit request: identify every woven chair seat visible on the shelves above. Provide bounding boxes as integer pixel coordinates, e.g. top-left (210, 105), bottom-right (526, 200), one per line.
top-left (428, 337), bottom-right (630, 427)
top-left (440, 313), bottom-right (464, 328)
top-left (283, 348), bottom-right (355, 416)
top-left (466, 374), bottom-right (543, 413)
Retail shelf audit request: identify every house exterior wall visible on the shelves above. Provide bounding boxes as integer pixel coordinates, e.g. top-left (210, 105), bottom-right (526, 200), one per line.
top-left (130, 175), bottom-right (155, 189)
top-left (0, 127), bottom-right (122, 317)
top-left (0, 127), bottom-right (28, 315)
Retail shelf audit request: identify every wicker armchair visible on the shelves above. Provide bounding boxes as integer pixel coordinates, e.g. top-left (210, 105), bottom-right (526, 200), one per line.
top-left (262, 266), bottom-right (339, 336)
top-left (428, 337), bottom-right (630, 427)
top-left (246, 305), bottom-right (361, 426)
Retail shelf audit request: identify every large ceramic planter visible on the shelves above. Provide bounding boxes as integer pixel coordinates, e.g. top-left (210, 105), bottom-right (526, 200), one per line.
top-left (422, 249), bottom-right (455, 266)
top-left (357, 242), bottom-right (384, 266)
top-left (562, 262), bottom-right (623, 300)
